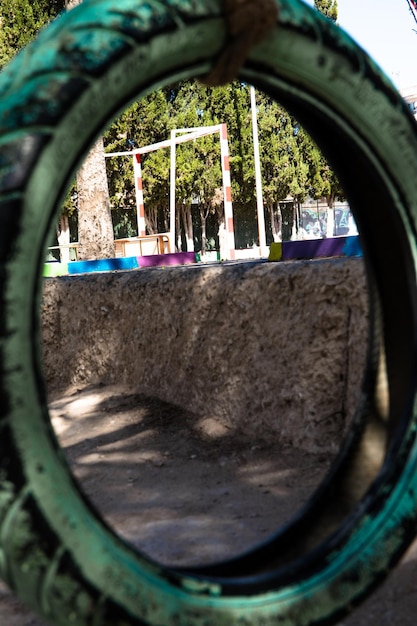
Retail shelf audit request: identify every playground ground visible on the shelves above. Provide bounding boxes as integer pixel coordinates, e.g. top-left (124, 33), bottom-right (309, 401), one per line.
top-left (1, 383), bottom-right (417, 625)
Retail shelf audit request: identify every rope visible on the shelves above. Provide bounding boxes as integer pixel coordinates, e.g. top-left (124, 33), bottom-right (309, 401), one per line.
top-left (201, 0), bottom-right (279, 87)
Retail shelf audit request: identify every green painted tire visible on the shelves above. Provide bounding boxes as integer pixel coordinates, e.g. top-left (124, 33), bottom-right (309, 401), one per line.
top-left (1, 1), bottom-right (417, 624)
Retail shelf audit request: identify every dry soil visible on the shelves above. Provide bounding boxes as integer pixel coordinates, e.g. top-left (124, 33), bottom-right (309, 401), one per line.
top-left (1, 384), bottom-right (417, 625)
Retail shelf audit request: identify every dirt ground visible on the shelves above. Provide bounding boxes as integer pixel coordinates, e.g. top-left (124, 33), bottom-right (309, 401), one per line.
top-left (2, 383), bottom-right (417, 625)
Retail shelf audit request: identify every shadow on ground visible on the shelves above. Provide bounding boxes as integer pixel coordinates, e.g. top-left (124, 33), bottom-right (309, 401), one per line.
top-left (49, 383), bottom-right (332, 566)
top-left (2, 383), bottom-right (417, 625)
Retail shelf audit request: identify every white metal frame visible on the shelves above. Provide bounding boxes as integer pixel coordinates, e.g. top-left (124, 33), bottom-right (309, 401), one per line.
top-left (105, 124), bottom-right (236, 259)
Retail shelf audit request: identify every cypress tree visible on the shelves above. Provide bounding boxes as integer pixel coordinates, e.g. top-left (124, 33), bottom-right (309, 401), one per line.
top-left (0, 0), bottom-right (64, 68)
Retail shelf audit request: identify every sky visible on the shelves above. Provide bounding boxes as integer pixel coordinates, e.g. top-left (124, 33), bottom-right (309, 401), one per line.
top-left (303, 0), bottom-right (417, 89)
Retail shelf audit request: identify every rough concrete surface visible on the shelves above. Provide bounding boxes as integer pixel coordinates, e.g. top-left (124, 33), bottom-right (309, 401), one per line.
top-left (41, 257), bottom-right (369, 454)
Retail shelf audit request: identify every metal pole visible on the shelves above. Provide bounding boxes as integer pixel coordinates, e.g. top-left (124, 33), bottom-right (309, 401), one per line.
top-left (219, 124), bottom-right (235, 260)
top-left (250, 85), bottom-right (267, 256)
top-left (169, 129), bottom-right (176, 252)
top-left (106, 125), bottom-right (229, 255)
top-left (133, 154), bottom-right (146, 237)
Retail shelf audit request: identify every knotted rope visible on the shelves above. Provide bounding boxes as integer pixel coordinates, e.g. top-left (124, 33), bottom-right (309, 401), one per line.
top-left (201, 0), bottom-right (279, 86)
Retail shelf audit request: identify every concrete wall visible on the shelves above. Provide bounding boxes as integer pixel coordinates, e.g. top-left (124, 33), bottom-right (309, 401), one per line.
top-left (41, 257), bottom-right (369, 453)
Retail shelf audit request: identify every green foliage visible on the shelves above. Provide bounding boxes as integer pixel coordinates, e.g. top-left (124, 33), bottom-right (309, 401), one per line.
top-left (0, 0), bottom-right (64, 68)
top-left (313, 0), bottom-right (338, 22)
top-left (1, 1), bottom-right (345, 249)
top-left (0, 0), bottom-right (343, 249)
top-left (103, 79), bottom-right (345, 246)
top-left (105, 89), bottom-right (172, 234)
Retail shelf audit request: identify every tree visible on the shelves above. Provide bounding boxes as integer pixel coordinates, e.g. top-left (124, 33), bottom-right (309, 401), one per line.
top-left (0, 0), bottom-right (75, 259)
top-left (1, 2), bottom-right (349, 256)
top-left (169, 80), bottom-right (222, 253)
top-left (1, 0), bottom-right (116, 261)
top-left (76, 137), bottom-right (115, 259)
top-left (313, 0), bottom-right (338, 22)
top-left (256, 92), bottom-right (314, 241)
top-left (66, 0), bottom-right (115, 260)
top-left (105, 89), bottom-right (175, 245)
top-left (0, 0), bottom-right (64, 68)
top-left (200, 82), bottom-right (260, 249)
top-left (106, 80), bottom-right (248, 255)
top-left (314, 0), bottom-right (343, 236)
top-left (103, 77), bottom-right (347, 250)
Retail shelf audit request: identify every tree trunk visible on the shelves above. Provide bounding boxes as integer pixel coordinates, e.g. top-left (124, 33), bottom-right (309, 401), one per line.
top-left (66, 0), bottom-right (115, 261)
top-left (199, 205), bottom-right (208, 255)
top-left (57, 213), bottom-right (70, 263)
top-left (269, 202), bottom-right (282, 242)
top-left (217, 215), bottom-right (228, 259)
top-left (176, 205), bottom-right (181, 252)
top-left (77, 137), bottom-right (115, 260)
top-left (181, 204), bottom-right (194, 252)
top-left (291, 201), bottom-right (300, 241)
top-left (326, 194), bottom-right (335, 238)
top-left (146, 205), bottom-right (158, 234)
